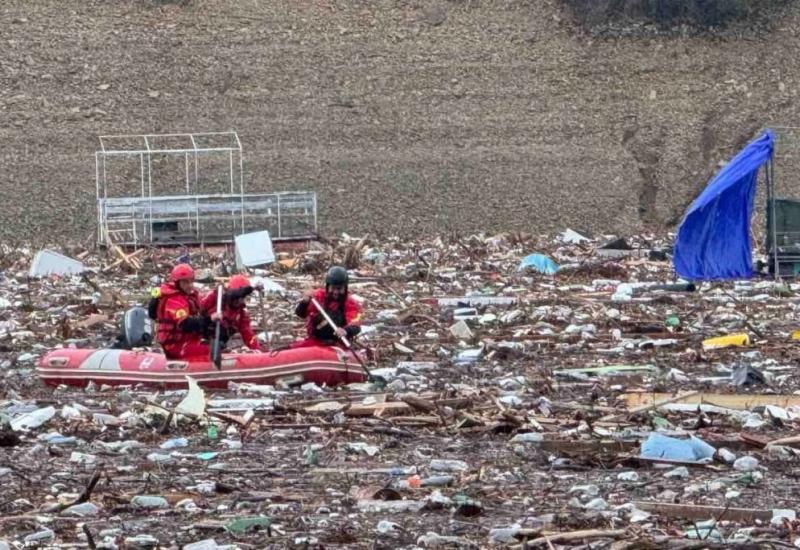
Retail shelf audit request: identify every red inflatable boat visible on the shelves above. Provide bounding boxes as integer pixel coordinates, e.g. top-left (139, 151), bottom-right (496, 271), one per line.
top-left (37, 346), bottom-right (368, 389)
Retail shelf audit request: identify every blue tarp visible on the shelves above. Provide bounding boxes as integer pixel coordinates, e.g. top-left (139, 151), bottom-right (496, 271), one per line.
top-left (673, 130), bottom-right (774, 280)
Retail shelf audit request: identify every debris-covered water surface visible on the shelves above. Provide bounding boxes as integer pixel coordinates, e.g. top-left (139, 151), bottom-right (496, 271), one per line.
top-left (3, 232), bottom-right (800, 549)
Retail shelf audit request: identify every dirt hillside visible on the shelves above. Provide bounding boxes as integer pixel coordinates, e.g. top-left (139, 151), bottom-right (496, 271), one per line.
top-left (2, 0), bottom-right (799, 244)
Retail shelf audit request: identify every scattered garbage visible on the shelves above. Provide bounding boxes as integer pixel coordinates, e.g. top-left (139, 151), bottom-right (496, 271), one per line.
top-left (131, 495), bottom-right (169, 509)
top-left (176, 376), bottom-right (206, 417)
top-left (733, 456), bottom-right (759, 472)
top-left (640, 433), bottom-right (716, 462)
top-left (617, 471), bottom-right (639, 482)
top-left (703, 333), bottom-right (750, 350)
top-left (224, 516), bottom-right (271, 535)
top-left (560, 229), bottom-right (590, 244)
top-left (771, 509), bottom-right (796, 526)
top-left (61, 502), bottom-right (101, 517)
top-left (449, 320), bottom-right (473, 340)
top-left (430, 459), bottom-right (469, 473)
top-left (0, 233), bottom-right (799, 547)
top-left (511, 432), bottom-right (544, 444)
top-left (10, 406), bottom-right (55, 432)
top-left (731, 364), bottom-right (766, 386)
top-left (717, 448), bottom-right (737, 464)
top-left (29, 249), bottom-right (85, 277)
top-left (184, 540), bottom-right (219, 550)
top-left (234, 230), bottom-right (275, 270)
top-left (517, 253), bottom-right (559, 274)
top-left (24, 529), bottom-right (55, 544)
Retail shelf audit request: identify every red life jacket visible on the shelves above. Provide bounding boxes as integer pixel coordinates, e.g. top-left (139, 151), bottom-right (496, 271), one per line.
top-left (155, 282), bottom-right (202, 347)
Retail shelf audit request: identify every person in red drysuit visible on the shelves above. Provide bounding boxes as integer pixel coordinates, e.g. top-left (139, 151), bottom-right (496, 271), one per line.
top-left (156, 264), bottom-right (217, 359)
top-left (292, 266), bottom-right (362, 348)
top-left (201, 274), bottom-right (262, 351)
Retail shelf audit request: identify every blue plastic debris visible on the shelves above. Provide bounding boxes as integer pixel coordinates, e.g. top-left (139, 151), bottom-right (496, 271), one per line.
top-left (196, 452), bottom-right (219, 461)
top-left (640, 433), bottom-right (715, 462)
top-left (517, 254), bottom-right (559, 275)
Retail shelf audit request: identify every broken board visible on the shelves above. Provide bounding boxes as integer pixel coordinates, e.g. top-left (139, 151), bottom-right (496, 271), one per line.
top-left (622, 392), bottom-right (800, 411)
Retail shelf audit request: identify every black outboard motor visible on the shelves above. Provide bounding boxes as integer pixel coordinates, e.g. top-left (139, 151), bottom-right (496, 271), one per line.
top-left (114, 307), bottom-right (153, 349)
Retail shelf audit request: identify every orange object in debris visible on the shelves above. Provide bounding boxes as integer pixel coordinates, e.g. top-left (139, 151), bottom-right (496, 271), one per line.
top-left (407, 475), bottom-right (422, 489)
top-left (702, 333), bottom-right (750, 351)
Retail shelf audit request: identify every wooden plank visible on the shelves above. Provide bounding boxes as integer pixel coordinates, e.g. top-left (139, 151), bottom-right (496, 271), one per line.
top-left (345, 402), bottom-right (411, 417)
top-left (538, 440), bottom-right (637, 454)
top-left (634, 501), bottom-right (772, 523)
top-left (633, 456), bottom-right (722, 468)
top-left (510, 529), bottom-right (626, 549)
top-left (622, 392), bottom-right (800, 411)
top-left (538, 437), bottom-right (762, 454)
top-left (601, 390), bottom-right (699, 421)
top-left (102, 247), bottom-right (145, 273)
top-left (555, 364), bottom-right (656, 375)
top-left (627, 390), bottom-right (700, 414)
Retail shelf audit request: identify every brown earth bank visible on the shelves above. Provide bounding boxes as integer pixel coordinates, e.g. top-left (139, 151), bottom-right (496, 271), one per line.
top-left (2, 0), bottom-right (800, 244)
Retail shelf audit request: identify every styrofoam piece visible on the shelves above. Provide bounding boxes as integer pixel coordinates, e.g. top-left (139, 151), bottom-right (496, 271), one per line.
top-left (29, 250), bottom-right (85, 277)
top-left (235, 231), bottom-right (275, 270)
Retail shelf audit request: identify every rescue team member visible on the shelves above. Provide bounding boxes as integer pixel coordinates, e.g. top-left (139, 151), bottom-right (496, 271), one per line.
top-left (201, 274), bottom-right (262, 351)
top-left (156, 264), bottom-right (218, 359)
top-left (292, 266), bottom-right (362, 348)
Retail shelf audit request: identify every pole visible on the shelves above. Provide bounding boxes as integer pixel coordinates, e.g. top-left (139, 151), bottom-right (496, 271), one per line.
top-left (211, 285), bottom-right (224, 369)
top-left (309, 296), bottom-right (377, 381)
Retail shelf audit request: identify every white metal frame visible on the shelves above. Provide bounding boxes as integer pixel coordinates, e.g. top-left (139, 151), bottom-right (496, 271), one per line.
top-left (95, 132), bottom-right (317, 245)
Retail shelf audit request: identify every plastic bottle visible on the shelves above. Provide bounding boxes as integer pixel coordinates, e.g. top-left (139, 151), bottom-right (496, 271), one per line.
top-left (421, 475), bottom-right (455, 487)
top-left (429, 459), bottom-right (468, 472)
top-left (207, 425), bottom-right (218, 440)
top-left (665, 314), bottom-right (680, 328)
top-left (407, 475), bottom-right (422, 489)
top-left (130, 495), bottom-right (169, 509)
top-left (160, 437), bottom-right (189, 450)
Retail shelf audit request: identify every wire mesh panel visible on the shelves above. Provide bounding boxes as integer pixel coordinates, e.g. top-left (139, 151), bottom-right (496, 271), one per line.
top-left (763, 127), bottom-right (800, 277)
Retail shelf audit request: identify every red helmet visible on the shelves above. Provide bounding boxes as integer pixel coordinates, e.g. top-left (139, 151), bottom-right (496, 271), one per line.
top-left (170, 264), bottom-right (195, 282)
top-left (228, 274), bottom-right (251, 290)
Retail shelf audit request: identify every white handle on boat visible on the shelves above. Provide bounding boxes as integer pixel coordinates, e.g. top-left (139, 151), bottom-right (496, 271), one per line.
top-left (310, 297), bottom-right (351, 348)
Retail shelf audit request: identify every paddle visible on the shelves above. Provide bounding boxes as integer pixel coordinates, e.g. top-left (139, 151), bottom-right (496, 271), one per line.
top-left (210, 284), bottom-right (224, 370)
top-left (309, 296), bottom-right (385, 386)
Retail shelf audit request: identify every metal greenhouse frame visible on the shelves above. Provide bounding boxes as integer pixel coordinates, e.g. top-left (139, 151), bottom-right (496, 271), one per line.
top-left (95, 132), bottom-right (317, 246)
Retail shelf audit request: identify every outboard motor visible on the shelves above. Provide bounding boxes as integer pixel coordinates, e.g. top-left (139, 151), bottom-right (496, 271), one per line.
top-left (115, 306), bottom-right (153, 349)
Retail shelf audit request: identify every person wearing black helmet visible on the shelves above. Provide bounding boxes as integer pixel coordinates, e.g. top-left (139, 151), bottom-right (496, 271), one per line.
top-left (292, 265), bottom-right (362, 348)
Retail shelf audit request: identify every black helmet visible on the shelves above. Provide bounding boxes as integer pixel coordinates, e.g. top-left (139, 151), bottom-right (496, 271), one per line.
top-left (325, 266), bottom-right (349, 288)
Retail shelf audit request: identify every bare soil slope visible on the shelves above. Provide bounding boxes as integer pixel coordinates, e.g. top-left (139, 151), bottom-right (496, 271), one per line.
top-left (1, 0), bottom-right (799, 243)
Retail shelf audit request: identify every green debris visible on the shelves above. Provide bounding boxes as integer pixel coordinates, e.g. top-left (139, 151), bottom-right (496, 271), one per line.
top-left (207, 425), bottom-right (218, 440)
top-left (304, 445), bottom-right (319, 466)
top-left (225, 516), bottom-right (272, 535)
top-left (196, 452), bottom-right (218, 461)
top-left (453, 493), bottom-right (483, 517)
top-left (665, 314), bottom-right (680, 328)
top-left (651, 416), bottom-right (673, 429)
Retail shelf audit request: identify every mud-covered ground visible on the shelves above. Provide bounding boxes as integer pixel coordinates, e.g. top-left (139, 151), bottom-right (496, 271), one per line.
top-left (4, 1), bottom-right (800, 245)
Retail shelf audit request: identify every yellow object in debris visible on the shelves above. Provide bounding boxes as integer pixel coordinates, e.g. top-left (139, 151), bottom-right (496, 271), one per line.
top-left (702, 333), bottom-right (750, 351)
top-left (792, 330), bottom-right (800, 341)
